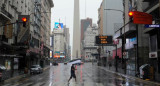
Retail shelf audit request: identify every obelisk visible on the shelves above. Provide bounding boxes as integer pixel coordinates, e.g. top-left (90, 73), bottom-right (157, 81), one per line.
top-left (72, 0), bottom-right (81, 60)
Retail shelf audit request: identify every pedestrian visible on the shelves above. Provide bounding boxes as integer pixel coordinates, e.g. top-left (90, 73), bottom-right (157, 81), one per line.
top-left (109, 62), bottom-right (112, 69)
top-left (68, 64), bottom-right (76, 82)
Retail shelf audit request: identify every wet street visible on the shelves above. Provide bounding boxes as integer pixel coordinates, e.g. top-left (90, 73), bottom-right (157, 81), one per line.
top-left (1, 63), bottom-right (160, 86)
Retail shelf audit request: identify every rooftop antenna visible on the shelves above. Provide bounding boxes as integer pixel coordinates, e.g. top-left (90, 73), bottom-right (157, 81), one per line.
top-left (85, 0), bottom-right (86, 18)
top-left (65, 17), bottom-right (66, 26)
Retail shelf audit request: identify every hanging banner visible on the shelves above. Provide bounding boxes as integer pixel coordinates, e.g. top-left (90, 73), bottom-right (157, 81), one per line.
top-left (133, 11), bottom-right (152, 24)
top-left (4, 21), bottom-right (13, 39)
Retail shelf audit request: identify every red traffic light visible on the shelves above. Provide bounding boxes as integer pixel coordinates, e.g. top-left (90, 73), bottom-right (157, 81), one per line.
top-left (22, 17), bottom-right (27, 22)
top-left (128, 11), bottom-right (134, 17)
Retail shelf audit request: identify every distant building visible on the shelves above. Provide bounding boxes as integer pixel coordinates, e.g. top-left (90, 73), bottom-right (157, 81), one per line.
top-left (97, 2), bottom-right (103, 35)
top-left (81, 18), bottom-right (92, 60)
top-left (83, 24), bottom-right (98, 61)
top-left (64, 25), bottom-right (71, 61)
top-left (81, 18), bottom-right (92, 41)
top-left (53, 29), bottom-right (65, 59)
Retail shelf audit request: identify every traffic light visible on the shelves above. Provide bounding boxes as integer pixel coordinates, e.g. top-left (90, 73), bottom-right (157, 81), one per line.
top-left (18, 15), bottom-right (30, 28)
top-left (128, 11), bottom-right (134, 22)
top-left (22, 17), bottom-right (27, 27)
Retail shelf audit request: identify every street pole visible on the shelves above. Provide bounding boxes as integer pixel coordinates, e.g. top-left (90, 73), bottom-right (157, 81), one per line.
top-left (104, 9), bottom-right (124, 72)
top-left (115, 44), bottom-right (118, 72)
top-left (158, 0), bottom-right (160, 73)
top-left (136, 24), bottom-right (139, 75)
top-left (122, 0), bottom-right (126, 74)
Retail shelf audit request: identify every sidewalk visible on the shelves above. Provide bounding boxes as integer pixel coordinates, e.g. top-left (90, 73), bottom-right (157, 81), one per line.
top-left (0, 65), bottom-right (50, 84)
top-left (96, 64), bottom-right (160, 85)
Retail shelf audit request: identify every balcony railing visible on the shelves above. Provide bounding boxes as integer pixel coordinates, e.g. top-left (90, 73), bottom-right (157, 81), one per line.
top-left (0, 7), bottom-right (12, 19)
top-left (143, 0), bottom-right (159, 12)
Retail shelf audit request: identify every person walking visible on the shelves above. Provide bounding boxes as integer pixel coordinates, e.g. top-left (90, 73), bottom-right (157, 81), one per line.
top-left (68, 64), bottom-right (76, 82)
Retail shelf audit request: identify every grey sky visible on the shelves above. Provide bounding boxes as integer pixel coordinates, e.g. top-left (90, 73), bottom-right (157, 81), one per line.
top-left (51, 0), bottom-right (102, 46)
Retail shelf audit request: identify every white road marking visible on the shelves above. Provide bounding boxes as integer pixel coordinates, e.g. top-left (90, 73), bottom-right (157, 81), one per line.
top-left (96, 83), bottom-right (104, 86)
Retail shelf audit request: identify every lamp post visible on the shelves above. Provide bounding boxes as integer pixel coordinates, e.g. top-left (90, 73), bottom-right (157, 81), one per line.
top-left (104, 8), bottom-right (125, 72)
top-left (104, 9), bottom-right (124, 13)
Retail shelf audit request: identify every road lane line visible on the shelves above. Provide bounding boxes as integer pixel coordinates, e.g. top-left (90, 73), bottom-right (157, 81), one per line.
top-left (96, 83), bottom-right (104, 86)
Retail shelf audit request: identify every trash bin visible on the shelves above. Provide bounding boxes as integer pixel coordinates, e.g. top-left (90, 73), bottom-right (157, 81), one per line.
top-left (139, 64), bottom-right (150, 80)
top-left (0, 64), bottom-right (6, 82)
top-left (149, 66), bottom-right (155, 81)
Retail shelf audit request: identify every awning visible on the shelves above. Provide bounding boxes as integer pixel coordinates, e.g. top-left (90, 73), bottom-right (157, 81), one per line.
top-left (112, 47), bottom-right (122, 59)
top-left (0, 54), bottom-right (23, 58)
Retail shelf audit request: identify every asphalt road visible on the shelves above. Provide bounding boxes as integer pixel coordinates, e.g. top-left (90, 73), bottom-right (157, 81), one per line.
top-left (1, 63), bottom-right (160, 86)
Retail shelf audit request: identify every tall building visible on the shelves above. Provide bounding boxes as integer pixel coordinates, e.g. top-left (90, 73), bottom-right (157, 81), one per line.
top-left (40, 0), bottom-right (54, 66)
top-left (81, 18), bottom-right (92, 41)
top-left (53, 23), bottom-right (66, 63)
top-left (97, 0), bottom-right (123, 66)
top-left (53, 29), bottom-right (65, 57)
top-left (0, 0), bottom-right (54, 79)
top-left (72, 0), bottom-right (81, 59)
top-left (80, 18), bottom-right (92, 60)
top-left (97, 2), bottom-right (104, 35)
top-left (64, 25), bottom-right (70, 60)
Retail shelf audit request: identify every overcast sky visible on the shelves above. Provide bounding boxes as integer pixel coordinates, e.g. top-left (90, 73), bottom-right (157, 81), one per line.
top-left (51, 0), bottom-right (102, 46)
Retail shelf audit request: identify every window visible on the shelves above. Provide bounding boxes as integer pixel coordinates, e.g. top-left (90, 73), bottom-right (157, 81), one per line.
top-left (150, 34), bottom-right (157, 52)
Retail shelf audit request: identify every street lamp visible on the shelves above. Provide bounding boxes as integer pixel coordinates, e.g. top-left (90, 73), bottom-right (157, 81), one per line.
top-left (104, 9), bottom-right (124, 13)
top-left (104, 8), bottom-right (124, 72)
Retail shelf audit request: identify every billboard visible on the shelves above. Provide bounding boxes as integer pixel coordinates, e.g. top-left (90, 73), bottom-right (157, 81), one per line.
top-left (95, 36), bottom-right (113, 45)
top-left (54, 22), bottom-right (63, 29)
top-left (50, 51), bottom-right (53, 58)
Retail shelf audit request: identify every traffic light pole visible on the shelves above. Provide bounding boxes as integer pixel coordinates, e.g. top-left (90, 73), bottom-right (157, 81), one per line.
top-left (0, 21), bottom-right (24, 27)
top-left (0, 22), bottom-right (16, 27)
top-left (115, 44), bottom-right (118, 72)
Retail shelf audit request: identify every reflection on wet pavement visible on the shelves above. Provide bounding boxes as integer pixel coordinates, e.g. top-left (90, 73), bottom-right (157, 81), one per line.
top-left (1, 63), bottom-right (160, 86)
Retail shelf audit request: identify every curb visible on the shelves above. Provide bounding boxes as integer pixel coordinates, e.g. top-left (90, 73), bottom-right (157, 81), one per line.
top-left (43, 66), bottom-right (50, 71)
top-left (99, 66), bottom-right (160, 86)
top-left (1, 66), bottom-right (50, 84)
top-left (4, 74), bottom-right (29, 83)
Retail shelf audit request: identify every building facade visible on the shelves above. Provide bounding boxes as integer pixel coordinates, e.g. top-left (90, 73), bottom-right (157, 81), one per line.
top-left (64, 25), bottom-right (71, 61)
top-left (83, 24), bottom-right (98, 62)
top-left (112, 0), bottom-right (160, 81)
top-left (53, 28), bottom-right (65, 62)
top-left (0, 0), bottom-right (54, 79)
top-left (81, 18), bottom-right (92, 41)
top-left (81, 18), bottom-right (92, 60)
top-left (97, 0), bottom-right (123, 67)
top-left (97, 1), bottom-right (104, 35)
top-left (40, 0), bottom-right (54, 67)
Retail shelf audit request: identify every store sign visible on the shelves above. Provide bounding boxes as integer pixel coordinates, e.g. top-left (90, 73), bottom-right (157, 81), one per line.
top-left (149, 52), bottom-right (157, 58)
top-left (133, 11), bottom-right (152, 24)
top-left (145, 24), bottom-right (160, 28)
top-left (113, 39), bottom-right (119, 44)
top-left (4, 21), bottom-right (13, 38)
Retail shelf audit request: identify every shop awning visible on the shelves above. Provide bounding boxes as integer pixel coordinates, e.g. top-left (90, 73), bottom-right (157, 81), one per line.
top-left (112, 47), bottom-right (122, 59)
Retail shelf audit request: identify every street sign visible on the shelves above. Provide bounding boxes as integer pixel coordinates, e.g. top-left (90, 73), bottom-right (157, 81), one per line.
top-left (0, 72), bottom-right (2, 77)
top-left (145, 24), bottom-right (160, 28)
top-left (133, 11), bottom-right (152, 24)
top-left (95, 36), bottom-right (113, 45)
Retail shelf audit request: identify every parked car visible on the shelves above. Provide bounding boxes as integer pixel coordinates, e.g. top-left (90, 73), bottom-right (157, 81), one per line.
top-left (139, 64), bottom-right (150, 80)
top-left (30, 65), bottom-right (43, 74)
top-left (53, 62), bottom-right (58, 66)
top-left (0, 64), bottom-right (6, 82)
top-left (64, 62), bottom-right (67, 65)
